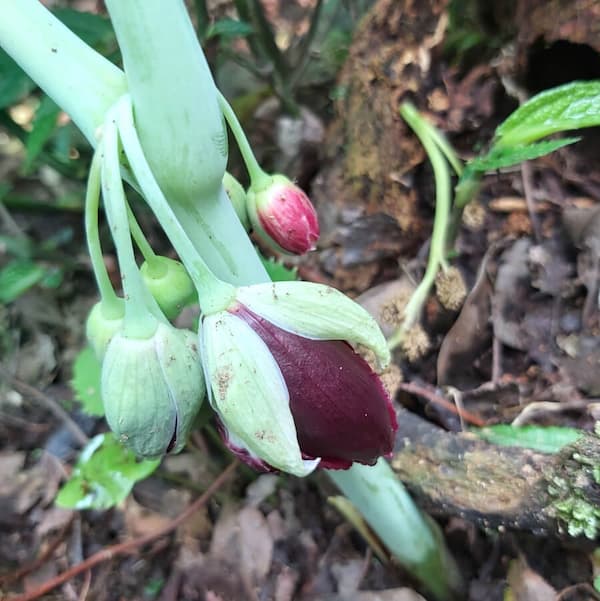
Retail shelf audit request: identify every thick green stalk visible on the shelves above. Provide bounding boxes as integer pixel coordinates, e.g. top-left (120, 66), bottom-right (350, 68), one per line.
top-left (0, 0), bottom-right (126, 145)
top-left (105, 0), bottom-right (227, 205)
top-left (328, 460), bottom-right (462, 600)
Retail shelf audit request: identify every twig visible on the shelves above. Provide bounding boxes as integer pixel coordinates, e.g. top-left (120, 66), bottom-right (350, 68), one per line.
top-left (7, 460), bottom-right (238, 601)
top-left (0, 363), bottom-right (89, 447)
top-left (398, 381), bottom-right (486, 427)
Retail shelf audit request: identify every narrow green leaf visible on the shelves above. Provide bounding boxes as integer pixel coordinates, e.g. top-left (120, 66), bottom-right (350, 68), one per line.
top-left (0, 234), bottom-right (33, 259)
top-left (23, 96), bottom-right (61, 173)
top-left (0, 48), bottom-right (35, 109)
top-left (206, 18), bottom-right (254, 40)
top-left (496, 80), bottom-right (600, 147)
top-left (0, 259), bottom-right (46, 303)
top-left (71, 347), bottom-right (104, 416)
top-left (467, 137), bottom-right (580, 173)
top-left (473, 424), bottom-right (583, 454)
top-left (56, 433), bottom-right (160, 510)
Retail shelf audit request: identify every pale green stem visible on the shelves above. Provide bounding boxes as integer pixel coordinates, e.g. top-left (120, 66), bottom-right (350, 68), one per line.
top-left (105, 0), bottom-right (227, 205)
top-left (115, 96), bottom-right (236, 314)
top-left (218, 91), bottom-right (270, 186)
top-left (126, 204), bottom-right (158, 265)
top-left (84, 148), bottom-right (122, 318)
top-left (0, 0), bottom-right (126, 145)
top-left (328, 459), bottom-right (462, 600)
top-left (100, 113), bottom-right (158, 339)
top-left (388, 103), bottom-right (452, 351)
top-left (426, 123), bottom-right (463, 177)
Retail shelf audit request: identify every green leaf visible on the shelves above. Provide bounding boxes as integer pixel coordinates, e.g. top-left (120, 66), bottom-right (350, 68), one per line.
top-left (56, 433), bottom-right (160, 510)
top-left (72, 347), bottom-right (104, 416)
top-left (53, 8), bottom-right (115, 50)
top-left (0, 259), bottom-right (46, 303)
top-left (467, 137), bottom-right (580, 173)
top-left (0, 233), bottom-right (33, 259)
top-left (473, 424), bottom-right (583, 454)
top-left (0, 48), bottom-right (36, 110)
top-left (206, 18), bottom-right (254, 40)
top-left (496, 80), bottom-right (600, 147)
top-left (259, 255), bottom-right (298, 282)
top-left (23, 96), bottom-right (61, 174)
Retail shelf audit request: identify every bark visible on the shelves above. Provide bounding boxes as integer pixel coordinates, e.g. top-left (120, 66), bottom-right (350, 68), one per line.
top-left (311, 0), bottom-right (451, 293)
top-left (391, 409), bottom-right (600, 537)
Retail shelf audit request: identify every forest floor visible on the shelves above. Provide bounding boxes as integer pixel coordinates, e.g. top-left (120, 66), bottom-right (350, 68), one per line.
top-left (1, 1), bottom-right (600, 600)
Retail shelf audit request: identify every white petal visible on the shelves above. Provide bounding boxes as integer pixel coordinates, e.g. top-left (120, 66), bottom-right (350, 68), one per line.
top-left (237, 282), bottom-right (390, 368)
top-left (201, 311), bottom-right (319, 477)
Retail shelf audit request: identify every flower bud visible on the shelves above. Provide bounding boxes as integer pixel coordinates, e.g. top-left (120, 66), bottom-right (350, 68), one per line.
top-left (201, 281), bottom-right (396, 475)
top-left (223, 171), bottom-right (250, 230)
top-left (86, 298), bottom-right (125, 360)
top-left (140, 256), bottom-right (197, 320)
top-left (246, 174), bottom-right (319, 255)
top-left (101, 323), bottom-right (205, 458)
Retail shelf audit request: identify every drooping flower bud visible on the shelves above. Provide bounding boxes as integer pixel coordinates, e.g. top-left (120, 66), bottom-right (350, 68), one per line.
top-left (223, 171), bottom-right (250, 230)
top-left (200, 281), bottom-right (396, 475)
top-left (86, 298), bottom-right (125, 360)
top-left (101, 322), bottom-right (205, 458)
top-left (246, 174), bottom-right (319, 255)
top-left (140, 256), bottom-right (197, 319)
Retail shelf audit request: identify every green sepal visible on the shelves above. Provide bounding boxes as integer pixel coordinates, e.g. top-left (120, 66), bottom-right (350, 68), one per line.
top-left (101, 323), bottom-right (205, 458)
top-left (236, 282), bottom-right (390, 368)
top-left (85, 298), bottom-right (125, 360)
top-left (201, 311), bottom-right (319, 477)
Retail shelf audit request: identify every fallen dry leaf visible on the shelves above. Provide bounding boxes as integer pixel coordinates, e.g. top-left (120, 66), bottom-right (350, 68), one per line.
top-left (437, 250), bottom-right (493, 387)
top-left (506, 557), bottom-right (556, 601)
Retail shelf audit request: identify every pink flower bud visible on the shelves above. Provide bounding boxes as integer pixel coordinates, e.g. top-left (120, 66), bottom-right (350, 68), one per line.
top-left (225, 304), bottom-right (397, 470)
top-left (246, 175), bottom-right (319, 254)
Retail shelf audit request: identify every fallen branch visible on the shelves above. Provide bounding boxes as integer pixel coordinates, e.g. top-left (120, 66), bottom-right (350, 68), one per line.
top-left (7, 460), bottom-right (238, 601)
top-left (391, 409), bottom-right (600, 536)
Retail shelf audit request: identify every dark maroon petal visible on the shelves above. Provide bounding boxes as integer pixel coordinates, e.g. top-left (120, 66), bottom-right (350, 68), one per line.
top-left (231, 304), bottom-right (398, 469)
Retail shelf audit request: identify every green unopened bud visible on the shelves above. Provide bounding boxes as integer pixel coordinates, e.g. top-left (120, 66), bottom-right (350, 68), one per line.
top-left (140, 256), bottom-right (197, 319)
top-left (223, 171), bottom-right (250, 230)
top-left (86, 299), bottom-right (125, 360)
top-left (101, 322), bottom-right (205, 458)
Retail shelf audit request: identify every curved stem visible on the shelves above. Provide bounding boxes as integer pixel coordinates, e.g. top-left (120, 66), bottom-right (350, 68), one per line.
top-left (388, 103), bottom-right (452, 350)
top-left (218, 91), bottom-right (270, 186)
top-left (101, 113), bottom-right (158, 339)
top-left (126, 203), bottom-right (157, 265)
top-left (84, 149), bottom-right (122, 318)
top-left (116, 96), bottom-right (236, 315)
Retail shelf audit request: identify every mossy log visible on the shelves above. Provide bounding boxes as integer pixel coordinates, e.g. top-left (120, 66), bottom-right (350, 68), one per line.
top-left (391, 409), bottom-right (600, 538)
